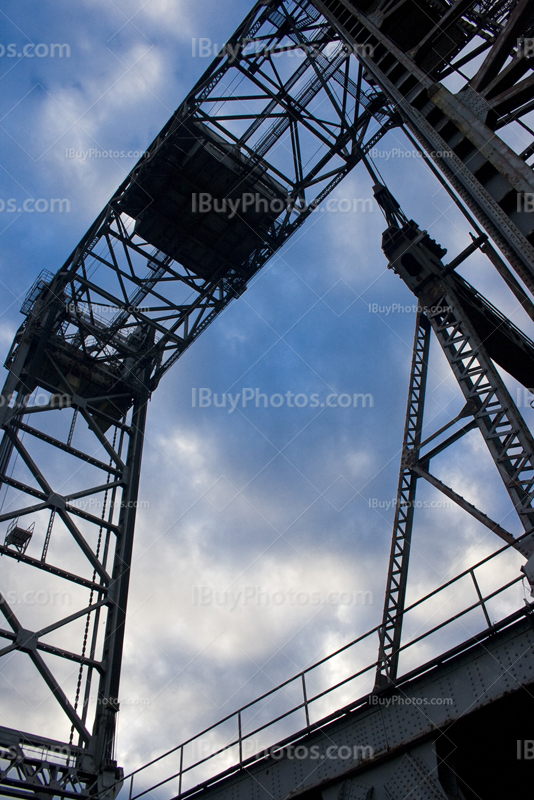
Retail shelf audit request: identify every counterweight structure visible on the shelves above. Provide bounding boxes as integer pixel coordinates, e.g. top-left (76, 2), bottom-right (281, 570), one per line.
top-left (1, 0), bottom-right (534, 798)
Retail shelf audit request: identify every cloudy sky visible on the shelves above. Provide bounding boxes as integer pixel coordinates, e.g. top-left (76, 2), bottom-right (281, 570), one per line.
top-left (0, 0), bottom-right (532, 795)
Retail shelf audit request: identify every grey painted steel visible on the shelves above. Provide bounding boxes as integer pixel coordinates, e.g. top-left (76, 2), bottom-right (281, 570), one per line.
top-left (323, 780), bottom-right (373, 800)
top-left (371, 214), bottom-right (534, 690)
top-left (311, 0), bottom-right (534, 292)
top-left (0, 2), bottom-right (395, 797)
top-left (306, 0), bottom-right (534, 693)
top-left (150, 615), bottom-right (534, 800)
top-left (325, 743), bottom-right (450, 800)
top-left (382, 220), bottom-right (534, 545)
top-left (384, 753), bottom-right (448, 799)
top-left (375, 313), bottom-right (431, 688)
top-left (2, 1), bottom-right (534, 797)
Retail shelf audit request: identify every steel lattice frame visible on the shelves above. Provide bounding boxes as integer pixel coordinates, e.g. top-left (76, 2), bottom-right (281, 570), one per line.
top-left (314, 0), bottom-right (534, 287)
top-left (375, 312), bottom-right (431, 687)
top-left (375, 213), bottom-right (534, 683)
top-left (308, 0), bottom-right (534, 686)
top-left (2, 0), bottom-right (534, 795)
top-left (0, 1), bottom-right (396, 797)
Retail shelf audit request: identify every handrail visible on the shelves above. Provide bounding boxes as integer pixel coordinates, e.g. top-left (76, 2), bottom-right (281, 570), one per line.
top-left (117, 533), bottom-right (529, 800)
top-left (173, 602), bottom-right (534, 800)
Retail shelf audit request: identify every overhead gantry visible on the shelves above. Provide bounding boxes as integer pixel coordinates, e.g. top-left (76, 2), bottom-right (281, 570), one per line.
top-left (1, 1), bottom-right (534, 798)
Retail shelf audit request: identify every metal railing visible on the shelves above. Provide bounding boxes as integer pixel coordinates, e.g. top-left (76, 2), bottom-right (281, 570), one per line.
top-left (118, 535), bottom-right (530, 800)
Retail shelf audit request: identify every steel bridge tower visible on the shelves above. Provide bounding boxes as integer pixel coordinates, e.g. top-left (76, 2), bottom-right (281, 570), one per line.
top-left (1, 0), bottom-right (534, 797)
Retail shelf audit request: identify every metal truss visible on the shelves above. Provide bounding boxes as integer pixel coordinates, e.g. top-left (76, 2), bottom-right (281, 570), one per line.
top-left (375, 206), bottom-right (534, 684)
top-left (305, 0), bottom-right (534, 687)
top-left (375, 312), bottom-right (431, 687)
top-left (2, 0), bottom-right (534, 793)
top-left (312, 0), bottom-right (534, 292)
top-left (0, 1), bottom-right (397, 797)
top-left (0, 385), bottom-right (148, 798)
top-left (9, 0), bottom-right (395, 396)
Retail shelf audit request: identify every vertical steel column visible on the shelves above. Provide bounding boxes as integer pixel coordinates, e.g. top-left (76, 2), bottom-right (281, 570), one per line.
top-left (89, 386), bottom-right (149, 788)
top-left (375, 312), bottom-right (431, 687)
top-left (0, 5), bottom-right (396, 796)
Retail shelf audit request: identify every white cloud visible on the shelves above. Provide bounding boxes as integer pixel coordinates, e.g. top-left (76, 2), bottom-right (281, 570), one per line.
top-left (0, 0), bottom-right (531, 791)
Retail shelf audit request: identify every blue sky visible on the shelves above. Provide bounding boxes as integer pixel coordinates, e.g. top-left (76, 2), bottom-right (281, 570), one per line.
top-left (1, 0), bottom-right (532, 792)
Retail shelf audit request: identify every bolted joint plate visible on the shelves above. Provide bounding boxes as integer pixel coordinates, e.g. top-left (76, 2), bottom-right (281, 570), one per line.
top-left (15, 628), bottom-right (38, 652)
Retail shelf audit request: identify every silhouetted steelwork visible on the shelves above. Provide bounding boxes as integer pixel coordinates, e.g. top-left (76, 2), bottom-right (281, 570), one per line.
top-left (0, 2), bottom-right (394, 797)
top-left (375, 202), bottom-right (534, 684)
top-left (314, 0), bottom-right (534, 288)
top-left (374, 311), bottom-right (431, 688)
top-left (310, 0), bottom-right (534, 687)
top-left (1, 0), bottom-right (534, 797)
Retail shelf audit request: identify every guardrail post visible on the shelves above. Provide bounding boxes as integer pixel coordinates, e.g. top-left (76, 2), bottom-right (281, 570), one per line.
top-left (178, 745), bottom-right (183, 798)
top-left (470, 568), bottom-right (492, 627)
top-left (238, 712), bottom-right (243, 766)
top-left (301, 673), bottom-right (310, 728)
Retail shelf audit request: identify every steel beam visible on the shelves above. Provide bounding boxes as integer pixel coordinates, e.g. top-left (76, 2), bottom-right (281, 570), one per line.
top-left (375, 312), bottom-right (430, 687)
top-left (0, 2), bottom-right (396, 796)
top-left (312, 0), bottom-right (534, 291)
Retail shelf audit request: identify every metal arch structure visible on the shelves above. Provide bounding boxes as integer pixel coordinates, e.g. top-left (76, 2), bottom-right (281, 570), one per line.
top-left (0, 2), bottom-right (396, 798)
top-left (308, 0), bottom-right (534, 688)
top-left (1, 0), bottom-right (534, 798)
